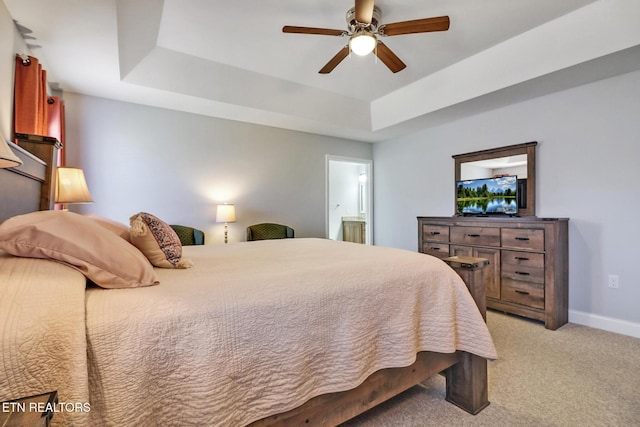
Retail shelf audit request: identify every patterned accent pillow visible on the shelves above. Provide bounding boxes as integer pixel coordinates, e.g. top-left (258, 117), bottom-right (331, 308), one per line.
top-left (129, 212), bottom-right (193, 269)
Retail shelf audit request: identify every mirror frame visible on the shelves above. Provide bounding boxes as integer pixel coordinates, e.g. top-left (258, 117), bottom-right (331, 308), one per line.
top-left (453, 141), bottom-right (537, 217)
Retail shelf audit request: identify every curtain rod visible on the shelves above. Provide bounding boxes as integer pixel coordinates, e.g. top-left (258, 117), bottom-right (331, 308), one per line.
top-left (18, 53), bottom-right (31, 66)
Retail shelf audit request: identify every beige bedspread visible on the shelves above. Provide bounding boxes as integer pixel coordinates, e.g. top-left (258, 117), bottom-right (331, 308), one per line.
top-left (85, 238), bottom-right (496, 426)
top-left (0, 251), bottom-right (89, 427)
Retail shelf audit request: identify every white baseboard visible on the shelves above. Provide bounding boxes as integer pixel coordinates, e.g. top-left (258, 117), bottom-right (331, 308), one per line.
top-left (569, 310), bottom-right (640, 339)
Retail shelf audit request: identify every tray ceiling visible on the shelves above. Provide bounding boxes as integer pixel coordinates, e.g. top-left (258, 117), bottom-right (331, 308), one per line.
top-left (6, 0), bottom-right (640, 142)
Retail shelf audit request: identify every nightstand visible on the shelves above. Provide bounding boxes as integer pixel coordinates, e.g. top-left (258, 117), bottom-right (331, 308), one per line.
top-left (0, 391), bottom-right (57, 427)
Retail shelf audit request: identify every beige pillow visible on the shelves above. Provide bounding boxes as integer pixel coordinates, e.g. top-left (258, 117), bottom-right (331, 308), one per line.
top-left (129, 212), bottom-right (193, 269)
top-left (85, 214), bottom-right (131, 241)
top-left (0, 211), bottom-right (159, 288)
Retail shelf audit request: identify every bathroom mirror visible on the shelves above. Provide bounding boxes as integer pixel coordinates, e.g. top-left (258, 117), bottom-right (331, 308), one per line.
top-left (453, 142), bottom-right (537, 217)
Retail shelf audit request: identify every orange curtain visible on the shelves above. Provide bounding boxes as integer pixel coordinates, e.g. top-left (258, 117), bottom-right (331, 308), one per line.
top-left (14, 54), bottom-right (48, 136)
top-left (47, 96), bottom-right (66, 166)
top-left (14, 54), bottom-right (66, 166)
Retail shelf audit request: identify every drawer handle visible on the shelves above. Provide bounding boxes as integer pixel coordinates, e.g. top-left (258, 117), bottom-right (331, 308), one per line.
top-left (431, 247), bottom-right (441, 250)
top-left (430, 231), bottom-right (441, 235)
top-left (515, 237), bottom-right (530, 241)
top-left (515, 290), bottom-right (530, 295)
top-left (515, 271), bottom-right (530, 276)
top-left (515, 257), bottom-right (530, 261)
top-left (467, 233), bottom-right (480, 238)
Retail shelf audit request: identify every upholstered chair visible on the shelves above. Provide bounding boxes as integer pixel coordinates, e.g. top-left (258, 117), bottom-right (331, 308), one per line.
top-left (246, 223), bottom-right (295, 241)
top-left (170, 225), bottom-right (205, 246)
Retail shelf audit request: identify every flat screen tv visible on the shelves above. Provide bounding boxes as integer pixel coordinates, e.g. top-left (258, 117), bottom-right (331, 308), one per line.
top-left (456, 175), bottom-right (518, 216)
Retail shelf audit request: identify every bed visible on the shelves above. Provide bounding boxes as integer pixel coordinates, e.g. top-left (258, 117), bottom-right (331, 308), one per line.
top-left (0, 143), bottom-right (496, 426)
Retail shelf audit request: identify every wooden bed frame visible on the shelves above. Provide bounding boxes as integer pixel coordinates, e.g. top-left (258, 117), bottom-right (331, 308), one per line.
top-left (251, 265), bottom-right (489, 426)
top-left (1, 141), bottom-right (490, 426)
top-left (0, 142), bottom-right (47, 222)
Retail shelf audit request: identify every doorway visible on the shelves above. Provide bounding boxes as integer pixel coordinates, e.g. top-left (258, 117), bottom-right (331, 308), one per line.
top-left (326, 155), bottom-right (373, 245)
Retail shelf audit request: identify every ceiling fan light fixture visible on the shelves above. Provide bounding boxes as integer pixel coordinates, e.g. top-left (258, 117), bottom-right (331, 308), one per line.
top-left (284, 4), bottom-right (450, 74)
top-left (349, 30), bottom-right (376, 56)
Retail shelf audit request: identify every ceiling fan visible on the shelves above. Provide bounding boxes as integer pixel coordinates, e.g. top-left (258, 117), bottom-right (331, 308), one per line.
top-left (282, 0), bottom-right (450, 74)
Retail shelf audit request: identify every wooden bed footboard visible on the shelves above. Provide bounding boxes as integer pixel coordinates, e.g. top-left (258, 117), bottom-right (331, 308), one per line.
top-left (251, 351), bottom-right (461, 426)
top-left (253, 257), bottom-right (490, 426)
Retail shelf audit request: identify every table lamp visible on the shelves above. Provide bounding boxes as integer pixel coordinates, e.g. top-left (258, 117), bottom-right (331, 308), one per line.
top-left (216, 203), bottom-right (236, 244)
top-left (55, 167), bottom-right (94, 210)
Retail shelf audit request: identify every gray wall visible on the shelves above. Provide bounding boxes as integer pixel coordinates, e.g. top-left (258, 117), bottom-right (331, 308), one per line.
top-left (373, 69), bottom-right (640, 334)
top-left (63, 93), bottom-right (372, 243)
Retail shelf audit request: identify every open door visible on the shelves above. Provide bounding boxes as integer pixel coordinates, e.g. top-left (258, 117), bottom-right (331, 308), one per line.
top-left (326, 156), bottom-right (372, 245)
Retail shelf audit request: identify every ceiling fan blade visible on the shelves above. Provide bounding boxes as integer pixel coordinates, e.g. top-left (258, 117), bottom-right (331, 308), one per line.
top-left (381, 16), bottom-right (450, 36)
top-left (319, 46), bottom-right (350, 74)
top-left (355, 0), bottom-right (375, 24)
top-left (374, 41), bottom-right (406, 73)
top-left (282, 26), bottom-right (345, 36)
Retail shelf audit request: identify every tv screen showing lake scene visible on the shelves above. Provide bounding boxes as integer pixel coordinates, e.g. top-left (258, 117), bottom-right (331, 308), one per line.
top-left (457, 176), bottom-right (518, 215)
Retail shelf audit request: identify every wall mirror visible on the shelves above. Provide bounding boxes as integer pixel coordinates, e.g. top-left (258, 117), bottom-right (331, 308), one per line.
top-left (453, 142), bottom-right (537, 217)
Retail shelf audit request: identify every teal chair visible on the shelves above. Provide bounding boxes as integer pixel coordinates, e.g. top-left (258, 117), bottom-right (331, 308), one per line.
top-left (170, 225), bottom-right (205, 246)
top-left (246, 223), bottom-right (294, 241)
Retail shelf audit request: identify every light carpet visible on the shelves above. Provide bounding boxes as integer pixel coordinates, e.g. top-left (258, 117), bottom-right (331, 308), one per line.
top-left (343, 311), bottom-right (640, 426)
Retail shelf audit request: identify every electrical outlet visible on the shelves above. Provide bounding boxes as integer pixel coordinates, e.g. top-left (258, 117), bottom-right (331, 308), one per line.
top-left (607, 274), bottom-right (619, 289)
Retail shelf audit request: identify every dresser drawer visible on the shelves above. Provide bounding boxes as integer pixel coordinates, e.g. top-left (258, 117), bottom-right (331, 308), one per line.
top-left (450, 226), bottom-right (500, 246)
top-left (501, 228), bottom-right (544, 250)
top-left (502, 263), bottom-right (544, 284)
top-left (502, 278), bottom-right (544, 309)
top-left (502, 250), bottom-right (544, 268)
top-left (422, 224), bottom-right (449, 243)
top-left (422, 243), bottom-right (450, 258)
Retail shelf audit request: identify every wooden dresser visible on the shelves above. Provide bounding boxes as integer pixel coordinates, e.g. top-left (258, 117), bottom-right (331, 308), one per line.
top-left (418, 216), bottom-right (569, 330)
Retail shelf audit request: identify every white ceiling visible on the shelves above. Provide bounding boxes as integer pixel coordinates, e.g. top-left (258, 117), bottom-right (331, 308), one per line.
top-left (5, 0), bottom-right (640, 142)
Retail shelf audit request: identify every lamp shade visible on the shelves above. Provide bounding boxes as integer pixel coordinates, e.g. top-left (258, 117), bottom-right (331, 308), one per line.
top-left (216, 204), bottom-right (236, 223)
top-left (55, 167), bottom-right (94, 204)
top-left (0, 135), bottom-right (23, 168)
